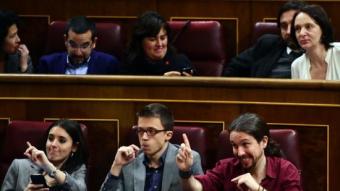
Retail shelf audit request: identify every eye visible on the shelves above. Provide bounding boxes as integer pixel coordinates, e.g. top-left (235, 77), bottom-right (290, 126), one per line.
top-left (147, 128), bottom-right (157, 135)
top-left (160, 35), bottom-right (167, 41)
top-left (305, 23), bottom-right (313, 30)
top-left (59, 137), bottom-right (67, 144)
top-left (295, 25), bottom-right (301, 32)
top-left (48, 134), bottom-right (54, 141)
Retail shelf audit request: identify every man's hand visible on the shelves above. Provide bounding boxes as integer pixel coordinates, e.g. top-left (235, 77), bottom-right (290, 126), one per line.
top-left (231, 173), bottom-right (261, 191)
top-left (110, 144), bottom-right (140, 176)
top-left (176, 133), bottom-right (193, 171)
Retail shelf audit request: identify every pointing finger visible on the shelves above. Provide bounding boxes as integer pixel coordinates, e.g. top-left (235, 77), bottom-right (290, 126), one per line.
top-left (182, 133), bottom-right (191, 150)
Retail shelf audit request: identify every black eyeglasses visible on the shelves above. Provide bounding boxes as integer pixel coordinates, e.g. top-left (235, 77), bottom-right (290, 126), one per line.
top-left (66, 40), bottom-right (92, 50)
top-left (132, 126), bottom-right (168, 137)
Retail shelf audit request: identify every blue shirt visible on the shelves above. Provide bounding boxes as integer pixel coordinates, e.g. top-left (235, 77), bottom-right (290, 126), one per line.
top-left (65, 56), bottom-right (91, 75)
top-left (143, 146), bottom-right (168, 191)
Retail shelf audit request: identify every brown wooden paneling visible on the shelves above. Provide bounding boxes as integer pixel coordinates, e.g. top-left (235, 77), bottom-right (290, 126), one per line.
top-left (0, 74), bottom-right (339, 190)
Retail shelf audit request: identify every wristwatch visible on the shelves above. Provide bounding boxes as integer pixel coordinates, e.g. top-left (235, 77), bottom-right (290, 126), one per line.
top-left (179, 168), bottom-right (193, 179)
top-left (48, 168), bottom-right (57, 178)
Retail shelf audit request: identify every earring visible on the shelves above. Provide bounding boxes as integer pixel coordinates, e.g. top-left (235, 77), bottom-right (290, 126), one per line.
top-left (71, 152), bottom-right (74, 157)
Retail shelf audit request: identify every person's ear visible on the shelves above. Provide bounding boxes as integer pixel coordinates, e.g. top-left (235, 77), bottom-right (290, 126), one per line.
top-left (261, 136), bottom-right (268, 149)
top-left (64, 34), bottom-right (68, 47)
top-left (92, 37), bottom-right (98, 49)
top-left (72, 142), bottom-right (79, 153)
top-left (165, 131), bottom-right (173, 141)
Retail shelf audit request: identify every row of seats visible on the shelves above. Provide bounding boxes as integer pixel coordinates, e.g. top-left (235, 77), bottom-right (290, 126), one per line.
top-left (0, 120), bottom-right (301, 190)
top-left (40, 20), bottom-right (278, 76)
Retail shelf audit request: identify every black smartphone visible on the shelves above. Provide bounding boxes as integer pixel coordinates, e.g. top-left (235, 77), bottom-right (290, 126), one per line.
top-left (181, 67), bottom-right (193, 75)
top-left (30, 174), bottom-right (48, 187)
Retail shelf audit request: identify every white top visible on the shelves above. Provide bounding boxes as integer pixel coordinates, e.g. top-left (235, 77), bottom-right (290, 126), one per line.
top-left (291, 42), bottom-right (340, 80)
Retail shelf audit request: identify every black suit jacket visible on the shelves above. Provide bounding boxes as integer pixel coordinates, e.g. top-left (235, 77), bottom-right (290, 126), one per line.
top-left (223, 34), bottom-right (289, 77)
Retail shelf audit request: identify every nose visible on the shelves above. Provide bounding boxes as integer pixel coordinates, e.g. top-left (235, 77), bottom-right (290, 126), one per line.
top-left (74, 48), bottom-right (82, 55)
top-left (156, 38), bottom-right (162, 46)
top-left (141, 131), bottom-right (149, 140)
top-left (15, 34), bottom-right (21, 43)
top-left (236, 147), bottom-right (246, 157)
top-left (50, 139), bottom-right (58, 146)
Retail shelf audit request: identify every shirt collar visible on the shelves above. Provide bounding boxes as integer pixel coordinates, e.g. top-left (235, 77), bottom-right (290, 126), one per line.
top-left (66, 55), bottom-right (91, 68)
top-left (143, 144), bottom-right (169, 167)
top-left (233, 156), bottom-right (277, 179)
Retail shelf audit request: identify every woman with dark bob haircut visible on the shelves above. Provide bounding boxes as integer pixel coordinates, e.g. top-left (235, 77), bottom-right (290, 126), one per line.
top-left (123, 11), bottom-right (193, 76)
top-left (290, 4), bottom-right (340, 80)
top-left (1, 119), bottom-right (89, 191)
top-left (0, 10), bottom-right (33, 73)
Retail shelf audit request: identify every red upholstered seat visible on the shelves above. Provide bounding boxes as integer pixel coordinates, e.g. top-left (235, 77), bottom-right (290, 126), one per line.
top-left (252, 22), bottom-right (280, 44)
top-left (217, 129), bottom-right (302, 171)
top-left (168, 21), bottom-right (227, 76)
top-left (45, 21), bottom-right (124, 60)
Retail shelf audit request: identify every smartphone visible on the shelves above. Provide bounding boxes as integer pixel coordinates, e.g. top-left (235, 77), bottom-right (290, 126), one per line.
top-left (181, 67), bottom-right (193, 75)
top-left (30, 174), bottom-right (48, 187)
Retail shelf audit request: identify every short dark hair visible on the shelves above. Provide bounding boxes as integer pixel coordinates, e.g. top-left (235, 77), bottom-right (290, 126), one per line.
top-left (43, 119), bottom-right (89, 174)
top-left (0, 10), bottom-right (19, 53)
top-left (64, 16), bottom-right (96, 40)
top-left (277, 0), bottom-right (306, 29)
top-left (126, 11), bottom-right (175, 67)
top-left (228, 113), bottom-right (282, 157)
top-left (290, 4), bottom-right (334, 50)
top-left (137, 103), bottom-right (174, 131)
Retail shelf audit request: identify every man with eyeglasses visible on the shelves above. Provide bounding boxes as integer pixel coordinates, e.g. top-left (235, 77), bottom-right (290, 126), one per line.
top-left (100, 103), bottom-right (203, 191)
top-left (37, 16), bottom-right (120, 74)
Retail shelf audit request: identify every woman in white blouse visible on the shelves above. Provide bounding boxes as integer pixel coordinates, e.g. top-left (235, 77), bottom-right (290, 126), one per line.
top-left (290, 4), bottom-right (340, 80)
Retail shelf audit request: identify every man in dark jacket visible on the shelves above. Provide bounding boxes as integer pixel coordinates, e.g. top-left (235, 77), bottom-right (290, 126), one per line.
top-left (223, 0), bottom-right (306, 78)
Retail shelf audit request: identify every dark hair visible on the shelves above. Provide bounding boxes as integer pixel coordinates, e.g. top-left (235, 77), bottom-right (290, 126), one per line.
top-left (137, 103), bottom-right (174, 131)
top-left (0, 10), bottom-right (19, 54)
top-left (43, 119), bottom-right (89, 174)
top-left (228, 113), bottom-right (282, 157)
top-left (64, 16), bottom-right (96, 40)
top-left (290, 4), bottom-right (334, 50)
top-left (277, 0), bottom-right (306, 29)
top-left (125, 11), bottom-right (175, 67)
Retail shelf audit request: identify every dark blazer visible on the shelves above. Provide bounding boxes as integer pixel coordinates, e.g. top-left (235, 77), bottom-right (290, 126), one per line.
top-left (5, 52), bottom-right (33, 73)
top-left (37, 50), bottom-right (120, 74)
top-left (123, 52), bottom-right (192, 75)
top-left (223, 34), bottom-right (293, 77)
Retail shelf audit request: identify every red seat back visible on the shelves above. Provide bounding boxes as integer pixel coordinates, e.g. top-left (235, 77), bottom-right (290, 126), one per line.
top-left (168, 21), bottom-right (227, 76)
top-left (217, 129), bottom-right (302, 171)
top-left (252, 22), bottom-right (280, 44)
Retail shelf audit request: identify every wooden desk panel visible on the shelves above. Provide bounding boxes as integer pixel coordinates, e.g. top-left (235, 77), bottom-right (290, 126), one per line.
top-left (0, 74), bottom-right (337, 191)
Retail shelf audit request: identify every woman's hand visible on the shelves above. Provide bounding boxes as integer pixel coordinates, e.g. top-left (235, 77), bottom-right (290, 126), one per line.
top-left (17, 44), bottom-right (30, 72)
top-left (163, 71), bottom-right (193, 77)
top-left (24, 182), bottom-right (49, 191)
top-left (24, 142), bottom-right (52, 171)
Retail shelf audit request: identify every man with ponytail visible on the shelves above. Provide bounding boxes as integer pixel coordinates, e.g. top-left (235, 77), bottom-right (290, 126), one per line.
top-left (176, 113), bottom-right (302, 191)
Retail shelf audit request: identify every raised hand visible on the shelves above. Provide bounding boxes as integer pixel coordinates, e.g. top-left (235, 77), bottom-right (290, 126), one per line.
top-left (113, 144), bottom-right (140, 166)
top-left (24, 142), bottom-right (50, 169)
top-left (176, 133), bottom-right (193, 171)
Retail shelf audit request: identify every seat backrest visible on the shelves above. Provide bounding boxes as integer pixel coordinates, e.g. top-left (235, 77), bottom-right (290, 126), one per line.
top-left (168, 21), bottom-right (227, 76)
top-left (45, 21), bottom-right (124, 60)
top-left (0, 120), bottom-right (87, 185)
top-left (124, 125), bottom-right (208, 170)
top-left (217, 129), bottom-right (302, 171)
top-left (252, 22), bottom-right (280, 44)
